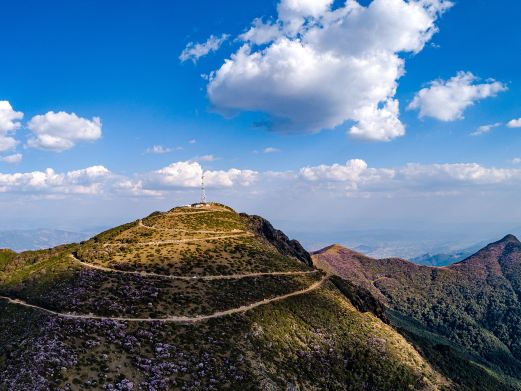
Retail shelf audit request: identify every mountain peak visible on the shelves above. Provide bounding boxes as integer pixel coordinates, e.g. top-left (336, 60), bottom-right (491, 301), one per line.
top-left (498, 234), bottom-right (520, 244)
top-left (313, 244), bottom-right (348, 254)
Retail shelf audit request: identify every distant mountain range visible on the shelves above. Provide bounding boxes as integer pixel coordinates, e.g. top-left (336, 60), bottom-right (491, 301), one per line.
top-left (313, 235), bottom-right (521, 390)
top-left (410, 241), bottom-right (488, 266)
top-left (0, 229), bottom-right (93, 252)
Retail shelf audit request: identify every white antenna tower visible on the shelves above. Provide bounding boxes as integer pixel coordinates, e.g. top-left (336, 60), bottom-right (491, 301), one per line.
top-left (201, 171), bottom-right (207, 204)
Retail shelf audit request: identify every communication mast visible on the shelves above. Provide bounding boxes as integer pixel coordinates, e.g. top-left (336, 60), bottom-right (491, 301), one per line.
top-left (201, 171), bottom-right (207, 204)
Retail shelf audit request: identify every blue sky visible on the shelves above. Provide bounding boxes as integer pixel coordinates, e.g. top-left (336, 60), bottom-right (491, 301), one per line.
top-left (1, 0), bottom-right (520, 253)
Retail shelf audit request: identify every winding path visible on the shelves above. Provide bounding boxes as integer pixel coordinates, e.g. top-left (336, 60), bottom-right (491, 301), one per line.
top-left (0, 274), bottom-right (330, 323)
top-left (138, 220), bottom-right (245, 235)
top-left (70, 254), bottom-right (318, 281)
top-left (103, 232), bottom-right (254, 247)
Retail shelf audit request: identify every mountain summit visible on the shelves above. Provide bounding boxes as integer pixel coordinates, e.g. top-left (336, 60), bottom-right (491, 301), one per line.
top-left (0, 204), bottom-right (445, 390)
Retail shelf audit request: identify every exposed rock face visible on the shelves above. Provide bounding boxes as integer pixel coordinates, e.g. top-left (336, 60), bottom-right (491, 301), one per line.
top-left (240, 214), bottom-right (313, 266)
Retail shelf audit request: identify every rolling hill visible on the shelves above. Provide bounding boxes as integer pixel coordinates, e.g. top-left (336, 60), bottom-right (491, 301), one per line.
top-left (0, 203), bottom-right (446, 390)
top-left (313, 235), bottom-right (521, 391)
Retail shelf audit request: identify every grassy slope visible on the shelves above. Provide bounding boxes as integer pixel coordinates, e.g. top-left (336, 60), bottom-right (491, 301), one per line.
top-left (313, 240), bottom-right (521, 391)
top-left (0, 204), bottom-right (446, 390)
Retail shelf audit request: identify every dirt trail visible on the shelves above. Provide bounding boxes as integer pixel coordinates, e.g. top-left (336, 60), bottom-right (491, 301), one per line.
top-left (371, 276), bottom-right (388, 288)
top-left (138, 220), bottom-right (245, 235)
top-left (0, 274), bottom-right (330, 323)
top-left (103, 232), bottom-right (254, 247)
top-left (165, 209), bottom-right (224, 217)
top-left (70, 254), bottom-right (317, 281)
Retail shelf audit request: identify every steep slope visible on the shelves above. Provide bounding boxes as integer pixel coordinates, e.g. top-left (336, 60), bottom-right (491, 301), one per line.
top-left (0, 204), bottom-right (446, 391)
top-left (313, 236), bottom-right (521, 391)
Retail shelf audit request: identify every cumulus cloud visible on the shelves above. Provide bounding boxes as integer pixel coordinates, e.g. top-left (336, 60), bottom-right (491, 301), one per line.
top-left (507, 118), bottom-right (521, 128)
top-left (398, 162), bottom-right (520, 185)
top-left (0, 165), bottom-right (111, 195)
top-left (512, 158), bottom-right (521, 165)
top-left (27, 111), bottom-right (102, 152)
top-left (470, 122), bottom-right (502, 136)
top-left (0, 136), bottom-right (18, 153)
top-left (206, 0), bottom-right (452, 141)
top-left (299, 159), bottom-right (395, 190)
top-left (298, 159), bottom-right (521, 193)
top-left (0, 153), bottom-right (22, 164)
top-left (180, 34), bottom-right (229, 63)
top-left (408, 72), bottom-right (507, 121)
top-left (0, 101), bottom-right (23, 152)
top-left (2, 159), bottom-right (521, 201)
top-left (143, 161), bottom-right (258, 190)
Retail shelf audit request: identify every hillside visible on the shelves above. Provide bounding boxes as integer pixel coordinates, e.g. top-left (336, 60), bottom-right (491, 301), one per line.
top-left (0, 203), bottom-right (446, 390)
top-left (313, 236), bottom-right (521, 391)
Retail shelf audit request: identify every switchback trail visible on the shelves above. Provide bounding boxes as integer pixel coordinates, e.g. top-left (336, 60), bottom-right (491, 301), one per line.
top-left (70, 254), bottom-right (318, 281)
top-left (0, 274), bottom-right (330, 323)
top-left (138, 219), bottom-right (245, 235)
top-left (165, 209), bottom-right (223, 217)
top-left (103, 232), bottom-right (254, 247)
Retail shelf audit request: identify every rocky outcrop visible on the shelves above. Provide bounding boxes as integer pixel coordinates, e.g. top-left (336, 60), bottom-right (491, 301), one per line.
top-left (240, 214), bottom-right (312, 266)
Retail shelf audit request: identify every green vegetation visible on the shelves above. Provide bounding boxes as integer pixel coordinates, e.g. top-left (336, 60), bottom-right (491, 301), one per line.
top-left (0, 249), bottom-right (16, 271)
top-left (0, 204), bottom-right (447, 390)
top-left (314, 237), bottom-right (521, 390)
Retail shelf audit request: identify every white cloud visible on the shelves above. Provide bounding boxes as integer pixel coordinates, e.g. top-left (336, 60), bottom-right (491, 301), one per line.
top-left (112, 179), bottom-right (162, 197)
top-left (0, 101), bottom-right (23, 133)
top-left (0, 165), bottom-right (111, 195)
top-left (470, 122), bottom-right (502, 136)
top-left (0, 153), bottom-right (22, 164)
top-left (145, 145), bottom-right (173, 154)
top-left (206, 0), bottom-right (452, 141)
top-left (263, 147), bottom-right (280, 153)
top-left (0, 136), bottom-right (18, 152)
top-left (349, 99), bottom-right (405, 141)
top-left (0, 101), bottom-right (23, 152)
top-left (27, 111), bottom-right (102, 152)
top-left (507, 118), bottom-right (521, 128)
top-left (239, 19), bottom-right (282, 45)
top-left (297, 159), bottom-right (521, 195)
top-left (278, 0), bottom-right (333, 19)
top-left (2, 159), bottom-right (521, 203)
top-left (398, 162), bottom-right (520, 185)
top-left (512, 158), bottom-right (521, 165)
top-left (189, 139), bottom-right (196, 144)
top-left (180, 34), bottom-right (229, 63)
top-left (299, 159), bottom-right (395, 190)
top-left (143, 161), bottom-right (258, 190)
top-left (408, 72), bottom-right (507, 121)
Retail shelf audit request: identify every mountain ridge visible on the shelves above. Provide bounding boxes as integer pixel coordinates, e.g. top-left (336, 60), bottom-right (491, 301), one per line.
top-left (313, 234), bottom-right (521, 391)
top-left (0, 203), bottom-right (446, 390)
